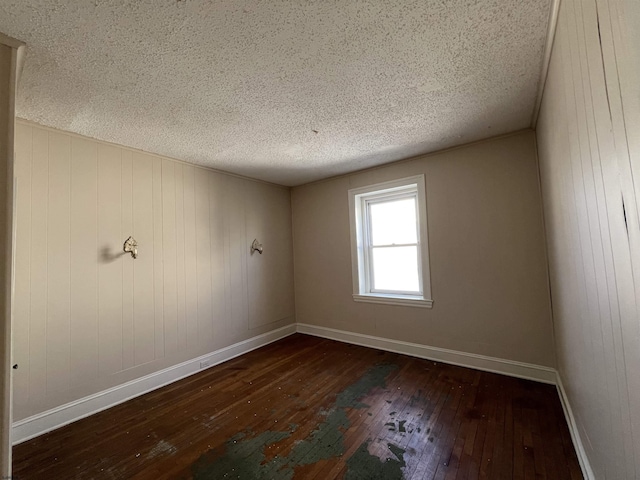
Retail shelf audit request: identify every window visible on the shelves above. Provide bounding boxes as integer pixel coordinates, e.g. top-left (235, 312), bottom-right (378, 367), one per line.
top-left (348, 175), bottom-right (433, 308)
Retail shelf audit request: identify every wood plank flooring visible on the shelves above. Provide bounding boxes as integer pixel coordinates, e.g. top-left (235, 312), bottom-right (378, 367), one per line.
top-left (13, 334), bottom-right (582, 479)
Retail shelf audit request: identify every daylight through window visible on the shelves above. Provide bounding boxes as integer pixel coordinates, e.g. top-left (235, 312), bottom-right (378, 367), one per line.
top-left (349, 175), bottom-right (433, 308)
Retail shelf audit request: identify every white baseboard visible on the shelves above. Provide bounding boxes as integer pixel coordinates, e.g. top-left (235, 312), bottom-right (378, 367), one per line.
top-left (556, 373), bottom-right (595, 480)
top-left (296, 323), bottom-right (557, 384)
top-left (296, 323), bottom-right (595, 479)
top-left (12, 320), bottom-right (591, 480)
top-left (12, 324), bottom-right (296, 445)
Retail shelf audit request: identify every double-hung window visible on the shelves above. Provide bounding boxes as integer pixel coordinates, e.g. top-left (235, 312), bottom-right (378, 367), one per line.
top-left (348, 175), bottom-right (433, 308)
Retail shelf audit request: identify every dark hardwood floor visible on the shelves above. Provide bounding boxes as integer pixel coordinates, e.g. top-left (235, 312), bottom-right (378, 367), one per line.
top-left (13, 334), bottom-right (582, 479)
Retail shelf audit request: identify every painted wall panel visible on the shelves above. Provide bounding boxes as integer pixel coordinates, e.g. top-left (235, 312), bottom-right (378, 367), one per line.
top-left (46, 132), bottom-right (72, 407)
top-left (182, 165), bottom-right (199, 350)
top-left (12, 124), bottom-right (30, 420)
top-left (152, 158), bottom-right (164, 360)
top-left (121, 150), bottom-right (134, 370)
top-left (161, 159), bottom-right (178, 356)
top-left (292, 131), bottom-right (555, 368)
top-left (131, 152), bottom-right (155, 367)
top-left (194, 168), bottom-right (213, 348)
top-left (27, 127), bottom-right (48, 414)
top-left (208, 172), bottom-right (226, 339)
top-left (536, 0), bottom-right (640, 476)
top-left (224, 176), bottom-right (248, 338)
top-left (69, 137), bottom-right (99, 396)
top-left (97, 144), bottom-right (123, 377)
top-left (173, 164), bottom-right (187, 352)
top-left (12, 122), bottom-right (295, 421)
top-left (247, 182), bottom-right (295, 329)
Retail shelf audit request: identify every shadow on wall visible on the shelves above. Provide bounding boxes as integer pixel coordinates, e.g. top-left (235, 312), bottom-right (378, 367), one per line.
top-left (99, 245), bottom-right (127, 264)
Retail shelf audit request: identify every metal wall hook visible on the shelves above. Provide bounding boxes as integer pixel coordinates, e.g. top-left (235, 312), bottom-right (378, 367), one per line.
top-left (123, 236), bottom-right (138, 259)
top-left (251, 239), bottom-right (263, 255)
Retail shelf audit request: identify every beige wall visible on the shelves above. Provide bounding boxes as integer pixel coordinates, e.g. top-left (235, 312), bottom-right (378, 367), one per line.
top-left (12, 122), bottom-right (295, 421)
top-left (536, 0), bottom-right (640, 477)
top-left (0, 40), bottom-right (16, 478)
top-left (292, 131), bottom-right (555, 367)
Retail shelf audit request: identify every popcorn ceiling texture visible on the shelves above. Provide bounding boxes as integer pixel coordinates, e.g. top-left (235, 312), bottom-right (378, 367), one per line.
top-left (0, 0), bottom-right (551, 186)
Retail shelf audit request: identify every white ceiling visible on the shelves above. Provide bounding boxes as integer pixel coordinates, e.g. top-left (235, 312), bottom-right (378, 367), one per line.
top-left (0, 0), bottom-right (551, 186)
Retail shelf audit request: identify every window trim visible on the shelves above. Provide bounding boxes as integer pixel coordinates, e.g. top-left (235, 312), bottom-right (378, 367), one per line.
top-left (348, 175), bottom-right (433, 309)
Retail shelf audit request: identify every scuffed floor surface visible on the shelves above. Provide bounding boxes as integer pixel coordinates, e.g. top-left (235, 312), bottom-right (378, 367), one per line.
top-left (13, 334), bottom-right (582, 479)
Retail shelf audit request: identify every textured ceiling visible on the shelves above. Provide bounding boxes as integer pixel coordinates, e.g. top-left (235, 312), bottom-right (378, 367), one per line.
top-left (0, 0), bottom-right (551, 186)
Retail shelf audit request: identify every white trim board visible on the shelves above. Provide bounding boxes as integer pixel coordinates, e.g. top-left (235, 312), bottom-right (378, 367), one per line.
top-left (13, 321), bottom-right (593, 480)
top-left (12, 324), bottom-right (296, 445)
top-left (555, 373), bottom-right (595, 480)
top-left (296, 323), bottom-right (556, 384)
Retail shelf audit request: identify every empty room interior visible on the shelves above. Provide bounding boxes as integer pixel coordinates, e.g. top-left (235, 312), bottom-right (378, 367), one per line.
top-left (0, 0), bottom-right (639, 478)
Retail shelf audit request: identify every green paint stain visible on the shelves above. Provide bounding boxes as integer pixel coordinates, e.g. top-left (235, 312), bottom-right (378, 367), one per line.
top-left (192, 430), bottom-right (293, 480)
top-left (345, 440), bottom-right (406, 480)
top-left (192, 363), bottom-right (397, 478)
top-left (285, 409), bottom-right (350, 466)
top-left (409, 389), bottom-right (424, 407)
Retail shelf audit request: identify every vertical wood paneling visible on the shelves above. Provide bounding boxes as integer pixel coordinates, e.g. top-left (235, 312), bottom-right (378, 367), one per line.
top-left (97, 144), bottom-right (123, 376)
top-left (132, 153), bottom-right (155, 366)
top-left (12, 123), bottom-right (295, 422)
top-left (194, 170), bottom-right (213, 346)
top-left (182, 165), bottom-right (199, 350)
top-left (121, 150), bottom-right (134, 370)
top-left (46, 132), bottom-right (71, 406)
top-left (152, 158), bottom-right (164, 360)
top-left (174, 164), bottom-right (187, 352)
top-left (578, 6), bottom-right (638, 472)
top-left (597, 1), bottom-right (640, 470)
top-left (537, 0), bottom-right (640, 476)
top-left (572, 1), bottom-right (632, 473)
top-left (69, 137), bottom-right (98, 395)
top-left (28, 127), bottom-right (49, 413)
top-left (161, 159), bottom-right (178, 355)
top-left (209, 172), bottom-right (226, 336)
top-left (224, 177), bottom-right (248, 336)
top-left (13, 124), bottom-right (31, 419)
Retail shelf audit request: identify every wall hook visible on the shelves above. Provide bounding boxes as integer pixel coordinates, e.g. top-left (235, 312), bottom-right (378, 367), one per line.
top-left (251, 239), bottom-right (263, 255)
top-left (123, 236), bottom-right (138, 259)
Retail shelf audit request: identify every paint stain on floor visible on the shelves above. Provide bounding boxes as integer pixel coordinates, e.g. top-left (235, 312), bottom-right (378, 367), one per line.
top-left (345, 440), bottom-right (406, 480)
top-left (191, 363), bottom-right (405, 479)
top-left (192, 430), bottom-right (292, 479)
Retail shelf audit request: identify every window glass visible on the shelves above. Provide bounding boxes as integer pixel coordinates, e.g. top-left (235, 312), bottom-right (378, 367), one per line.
top-left (348, 174), bottom-right (432, 307)
top-left (369, 197), bottom-right (417, 246)
top-left (371, 245), bottom-right (420, 292)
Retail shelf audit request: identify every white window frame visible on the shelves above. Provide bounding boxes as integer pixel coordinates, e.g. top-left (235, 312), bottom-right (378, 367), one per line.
top-left (348, 175), bottom-right (433, 308)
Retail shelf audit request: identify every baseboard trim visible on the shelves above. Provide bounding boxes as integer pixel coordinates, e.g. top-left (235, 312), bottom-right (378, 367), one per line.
top-left (12, 320), bottom-right (592, 480)
top-left (12, 324), bottom-right (296, 445)
top-left (555, 373), bottom-right (595, 480)
top-left (296, 323), bottom-right (557, 384)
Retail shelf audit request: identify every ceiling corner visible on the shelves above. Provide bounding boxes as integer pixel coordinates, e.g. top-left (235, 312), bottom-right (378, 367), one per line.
top-left (531, 0), bottom-right (562, 129)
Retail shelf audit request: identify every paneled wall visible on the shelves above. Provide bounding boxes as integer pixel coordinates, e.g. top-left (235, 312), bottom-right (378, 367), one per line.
top-left (12, 122), bottom-right (295, 421)
top-left (536, 0), bottom-right (640, 477)
top-left (292, 131), bottom-right (556, 368)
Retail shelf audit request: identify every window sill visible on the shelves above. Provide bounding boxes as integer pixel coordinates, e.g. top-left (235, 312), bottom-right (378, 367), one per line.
top-left (352, 294), bottom-right (433, 309)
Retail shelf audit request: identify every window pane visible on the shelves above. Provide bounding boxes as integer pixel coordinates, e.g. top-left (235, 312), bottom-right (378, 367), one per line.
top-left (369, 197), bottom-right (417, 246)
top-left (371, 246), bottom-right (420, 292)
